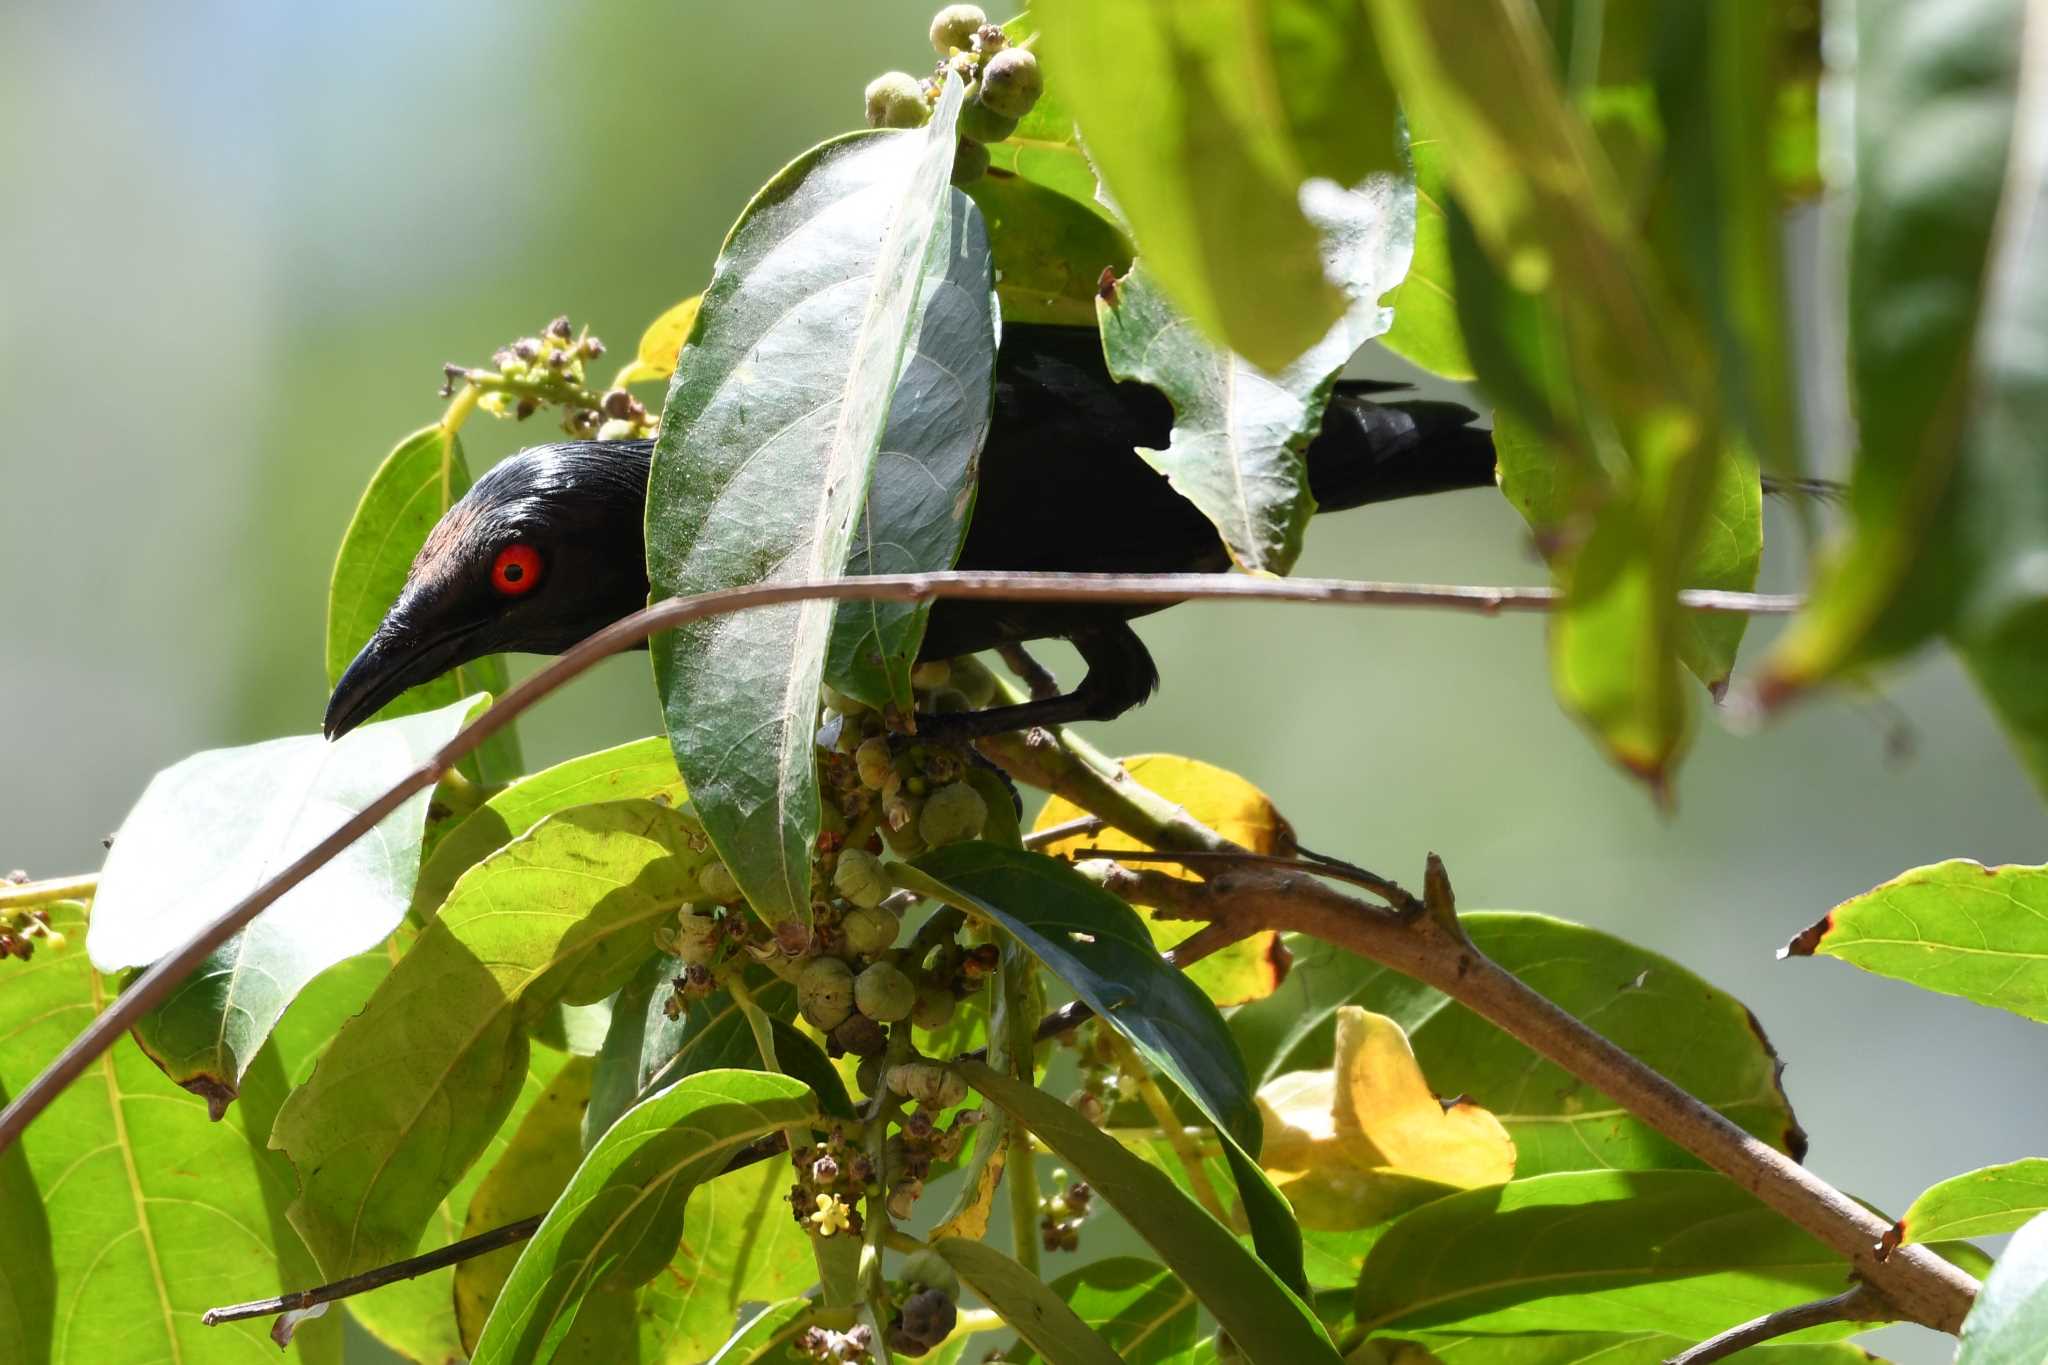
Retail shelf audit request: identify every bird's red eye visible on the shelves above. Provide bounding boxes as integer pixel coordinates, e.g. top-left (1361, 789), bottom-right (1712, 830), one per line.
top-left (491, 543), bottom-right (543, 596)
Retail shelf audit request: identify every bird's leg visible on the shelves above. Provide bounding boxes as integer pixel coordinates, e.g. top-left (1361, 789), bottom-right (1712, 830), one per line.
top-left (915, 623), bottom-right (1161, 741)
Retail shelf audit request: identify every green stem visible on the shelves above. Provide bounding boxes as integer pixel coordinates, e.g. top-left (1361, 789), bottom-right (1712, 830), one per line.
top-left (993, 933), bottom-right (1041, 1277)
top-left (0, 875), bottom-right (96, 914)
top-left (1107, 1033), bottom-right (1229, 1224)
top-left (860, 1088), bottom-right (900, 1349)
top-left (727, 977), bottom-right (783, 1072)
top-left (439, 380), bottom-right (482, 436)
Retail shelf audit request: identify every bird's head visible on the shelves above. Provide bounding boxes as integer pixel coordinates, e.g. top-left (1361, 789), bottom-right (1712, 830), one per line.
top-left (323, 439), bottom-right (654, 740)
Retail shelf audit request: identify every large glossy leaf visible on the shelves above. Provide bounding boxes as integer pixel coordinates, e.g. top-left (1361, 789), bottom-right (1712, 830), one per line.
top-left (648, 79), bottom-right (981, 934)
top-left (326, 423), bottom-right (520, 782)
top-left (275, 800), bottom-right (711, 1276)
top-left (0, 902), bottom-right (342, 1365)
top-left (965, 172), bottom-right (1133, 326)
top-left (1368, 0), bottom-right (1728, 789)
top-left (959, 1061), bottom-right (1343, 1365)
top-left (905, 843), bottom-right (1306, 1293)
top-left (1784, 859), bottom-right (2048, 1022)
top-left (1366, 1333), bottom-right (1885, 1365)
top-left (469, 1070), bottom-right (817, 1365)
top-left (1353, 1169), bottom-right (1853, 1336)
top-left (0, 1078), bottom-right (54, 1365)
top-left (1902, 1160), bottom-right (2048, 1246)
top-left (1096, 165), bottom-right (1411, 575)
top-left (636, 1155), bottom-right (817, 1363)
top-left (1760, 0), bottom-right (2037, 716)
top-left (1375, 131), bottom-right (1472, 379)
top-left (1032, 753), bottom-right (1292, 1008)
top-left (1034, 0), bottom-right (1400, 371)
top-left (1234, 914), bottom-right (1805, 1173)
top-left (414, 736), bottom-right (685, 920)
top-left (454, 1059), bottom-right (596, 1353)
top-left (995, 1257), bottom-right (1198, 1365)
top-left (823, 194), bottom-right (998, 710)
top-left (86, 694), bottom-right (482, 1108)
top-left (933, 1239), bottom-right (1124, 1365)
top-left (1959, 1210), bottom-right (2048, 1364)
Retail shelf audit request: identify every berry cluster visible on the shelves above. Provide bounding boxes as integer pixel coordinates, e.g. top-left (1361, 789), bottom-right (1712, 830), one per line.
top-left (440, 316), bottom-right (656, 441)
top-left (1038, 1166), bottom-right (1095, 1253)
top-left (862, 5), bottom-right (1045, 185)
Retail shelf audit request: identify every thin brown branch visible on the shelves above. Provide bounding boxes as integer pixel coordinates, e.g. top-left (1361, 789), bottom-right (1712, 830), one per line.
top-left (1021, 814), bottom-right (1106, 849)
top-left (202, 1215), bottom-right (544, 1327)
top-left (1074, 845), bottom-right (1422, 914)
top-left (1662, 1284), bottom-right (1886, 1365)
top-left (0, 568), bottom-right (1797, 1155)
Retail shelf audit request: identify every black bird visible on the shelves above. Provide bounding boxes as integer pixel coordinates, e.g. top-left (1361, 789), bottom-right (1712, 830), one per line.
top-left (324, 323), bottom-right (1497, 742)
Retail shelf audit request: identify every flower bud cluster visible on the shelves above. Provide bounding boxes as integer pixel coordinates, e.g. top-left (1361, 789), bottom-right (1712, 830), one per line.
top-left (789, 1129), bottom-right (873, 1239)
top-left (794, 1323), bottom-right (874, 1363)
top-left (440, 315), bottom-right (652, 439)
top-left (0, 879), bottom-right (61, 962)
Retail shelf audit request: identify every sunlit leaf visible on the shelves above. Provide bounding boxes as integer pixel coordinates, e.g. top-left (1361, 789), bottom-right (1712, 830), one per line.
top-left (959, 1060), bottom-right (1343, 1365)
top-left (1901, 1159), bottom-right (2048, 1246)
top-left (933, 1239), bottom-right (1124, 1365)
top-left (470, 1070), bottom-right (816, 1365)
top-left (965, 172), bottom-right (1133, 326)
top-left (616, 294), bottom-right (703, 385)
top-left (1033, 0), bottom-right (1401, 371)
top-left (1783, 859), bottom-right (2048, 1023)
top-left (648, 79), bottom-right (984, 933)
top-left (1032, 753), bottom-right (1292, 1007)
top-left (705, 1298), bottom-right (812, 1364)
top-left (984, 14), bottom-right (1108, 211)
top-left (1376, 133), bottom-right (1472, 380)
top-left (636, 1154), bottom-right (817, 1363)
top-left (997, 1258), bottom-right (1197, 1365)
top-left (326, 424), bottom-right (520, 782)
top-left (1367, 1332), bottom-right (1884, 1365)
top-left (88, 694), bottom-right (483, 1108)
top-left (1959, 1210), bottom-right (2048, 1364)
top-left (276, 800), bottom-right (712, 1277)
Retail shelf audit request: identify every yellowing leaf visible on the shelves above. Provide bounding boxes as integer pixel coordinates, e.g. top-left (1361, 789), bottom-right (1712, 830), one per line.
top-left (616, 293), bottom-right (703, 385)
top-left (1033, 753), bottom-right (1291, 1006)
top-left (1259, 1008), bottom-right (1512, 1228)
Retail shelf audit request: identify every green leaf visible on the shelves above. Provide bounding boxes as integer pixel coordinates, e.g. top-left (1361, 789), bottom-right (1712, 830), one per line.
top-left (1096, 165), bottom-right (1412, 575)
top-left (1783, 859), bottom-right (2048, 1022)
top-left (636, 1155), bottom-right (818, 1362)
top-left (1901, 1159), bottom-right (2048, 1245)
top-left (326, 423), bottom-right (520, 783)
top-left (1353, 1169), bottom-right (1852, 1336)
top-left (648, 79), bottom-right (982, 934)
top-left (965, 173), bottom-right (1133, 326)
top-left (995, 1257), bottom-right (1198, 1365)
top-left (930, 1239), bottom-right (1124, 1365)
top-left (1959, 1210), bottom-right (2048, 1364)
top-left (1376, 132), bottom-right (1473, 380)
top-left (275, 799), bottom-right (711, 1276)
top-left (0, 902), bottom-right (342, 1365)
top-left (416, 736), bottom-right (684, 920)
top-left (0, 1079), bottom-right (54, 1365)
top-left (707, 1298), bottom-right (813, 1364)
top-left (984, 14), bottom-right (1108, 211)
top-left (86, 694), bottom-right (482, 1107)
top-left (903, 844), bottom-right (1306, 1294)
top-left (958, 1061), bottom-right (1343, 1365)
top-left (1033, 0), bottom-right (1401, 371)
top-left (470, 1070), bottom-right (817, 1365)
top-left (1366, 1332), bottom-right (1884, 1365)
top-left (1761, 0), bottom-right (2034, 704)
top-left (1235, 914), bottom-right (1804, 1173)
top-left (453, 1058), bottom-right (596, 1353)
top-left (823, 196), bottom-right (999, 710)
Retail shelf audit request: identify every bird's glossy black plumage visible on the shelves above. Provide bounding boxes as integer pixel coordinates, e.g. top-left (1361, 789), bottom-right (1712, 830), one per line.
top-left (324, 323), bottom-right (1496, 741)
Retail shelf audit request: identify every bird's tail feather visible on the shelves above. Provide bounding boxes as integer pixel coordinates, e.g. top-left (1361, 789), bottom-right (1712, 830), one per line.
top-left (1305, 391), bottom-right (1498, 513)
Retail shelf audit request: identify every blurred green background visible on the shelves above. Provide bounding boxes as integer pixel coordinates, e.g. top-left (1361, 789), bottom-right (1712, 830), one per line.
top-left (2, 4), bottom-right (2040, 1361)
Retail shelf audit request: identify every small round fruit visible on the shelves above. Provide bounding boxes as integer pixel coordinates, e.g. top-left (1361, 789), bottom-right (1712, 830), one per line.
top-left (919, 781), bottom-right (987, 847)
top-left (928, 4), bottom-right (987, 54)
top-left (798, 956), bottom-right (856, 1031)
top-left (855, 961), bottom-right (917, 1022)
top-left (832, 1011), bottom-right (888, 1056)
top-left (911, 981), bottom-right (957, 1031)
top-left (854, 736), bottom-right (894, 790)
top-left (977, 48), bottom-right (1043, 119)
top-left (910, 659), bottom-right (951, 689)
top-left (865, 71), bottom-right (930, 129)
top-left (950, 137), bottom-right (990, 186)
top-left (958, 98), bottom-right (1018, 145)
top-left (879, 809), bottom-right (928, 857)
top-left (900, 1248), bottom-right (961, 1301)
top-left (841, 902), bottom-right (901, 956)
top-left (669, 911), bottom-right (723, 966)
top-left (899, 1287), bottom-right (958, 1347)
top-left (834, 848), bottom-right (889, 910)
top-left (697, 861), bottom-right (741, 903)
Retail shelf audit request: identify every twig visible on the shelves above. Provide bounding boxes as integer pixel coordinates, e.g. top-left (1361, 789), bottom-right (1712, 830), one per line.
top-left (202, 1215), bottom-right (544, 1326)
top-left (2, 568), bottom-right (1795, 1155)
top-left (1021, 814), bottom-right (1106, 849)
top-left (1662, 1284), bottom-right (1885, 1365)
top-left (1074, 845), bottom-right (1421, 914)
top-left (0, 874), bottom-right (97, 913)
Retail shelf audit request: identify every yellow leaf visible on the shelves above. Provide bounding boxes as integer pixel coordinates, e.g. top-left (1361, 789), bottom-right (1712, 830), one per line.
top-left (623, 293), bottom-right (703, 384)
top-left (1032, 753), bottom-right (1292, 1006)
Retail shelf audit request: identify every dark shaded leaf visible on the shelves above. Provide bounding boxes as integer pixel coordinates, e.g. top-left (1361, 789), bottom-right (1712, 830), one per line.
top-left (933, 1239), bottom-right (1124, 1365)
top-left (0, 1079), bottom-right (54, 1365)
top-left (996, 1256), bottom-right (1196, 1365)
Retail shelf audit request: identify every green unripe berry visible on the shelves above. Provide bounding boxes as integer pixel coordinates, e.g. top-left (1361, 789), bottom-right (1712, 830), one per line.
top-left (798, 956), bottom-right (856, 1031)
top-left (977, 48), bottom-right (1043, 119)
top-left (950, 137), bottom-right (990, 186)
top-left (666, 910), bottom-right (723, 966)
top-left (911, 981), bottom-right (957, 1031)
top-left (901, 1248), bottom-right (961, 1301)
top-left (886, 1061), bottom-right (969, 1108)
top-left (919, 781), bottom-right (987, 847)
top-left (958, 98), bottom-right (1018, 145)
top-left (697, 861), bottom-right (741, 903)
top-left (834, 848), bottom-right (890, 910)
top-left (842, 903), bottom-right (900, 957)
top-left (856, 961), bottom-right (917, 1022)
top-left (929, 4), bottom-right (987, 54)
top-left (865, 71), bottom-right (930, 130)
top-left (910, 659), bottom-right (951, 689)
top-left (855, 736), bottom-right (895, 790)
top-left (880, 803), bottom-right (927, 857)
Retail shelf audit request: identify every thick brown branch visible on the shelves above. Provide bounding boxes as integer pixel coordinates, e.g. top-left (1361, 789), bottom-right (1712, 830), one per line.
top-left (1662, 1284), bottom-right (1886, 1365)
top-left (0, 568), bottom-right (1795, 1155)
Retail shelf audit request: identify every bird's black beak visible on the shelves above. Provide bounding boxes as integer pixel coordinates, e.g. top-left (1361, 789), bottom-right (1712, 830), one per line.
top-left (323, 618), bottom-right (486, 741)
